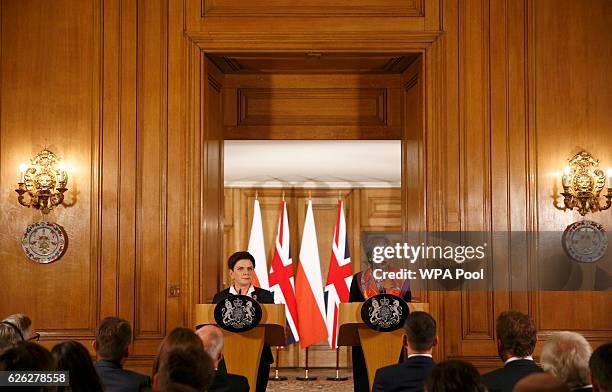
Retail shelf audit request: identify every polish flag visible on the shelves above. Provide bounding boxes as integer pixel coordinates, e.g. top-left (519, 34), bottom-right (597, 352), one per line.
top-left (248, 199), bottom-right (269, 289)
top-left (268, 200), bottom-right (299, 344)
top-left (324, 200), bottom-right (352, 349)
top-left (296, 200), bottom-right (328, 348)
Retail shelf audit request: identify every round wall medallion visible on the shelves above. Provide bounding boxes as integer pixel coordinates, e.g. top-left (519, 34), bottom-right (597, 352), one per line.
top-left (360, 293), bottom-right (409, 332)
top-left (562, 220), bottom-right (608, 263)
top-left (22, 221), bottom-right (67, 264)
top-left (214, 295), bottom-right (262, 333)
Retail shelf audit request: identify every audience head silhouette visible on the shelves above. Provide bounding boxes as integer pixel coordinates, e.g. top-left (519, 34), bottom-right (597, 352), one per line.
top-left (404, 311), bottom-right (437, 354)
top-left (0, 322), bottom-right (23, 351)
top-left (153, 327), bottom-right (204, 374)
top-left (94, 316), bottom-right (132, 363)
top-left (540, 331), bottom-right (592, 389)
top-left (196, 325), bottom-right (224, 368)
top-left (590, 342), bottom-right (612, 392)
top-left (153, 330), bottom-right (214, 392)
top-left (512, 373), bottom-right (571, 392)
top-left (52, 340), bottom-right (103, 392)
top-left (425, 359), bottom-right (485, 392)
top-left (496, 310), bottom-right (537, 360)
top-left (0, 341), bottom-right (55, 392)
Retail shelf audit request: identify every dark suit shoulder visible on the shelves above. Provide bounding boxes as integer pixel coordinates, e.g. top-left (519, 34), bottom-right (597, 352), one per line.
top-left (209, 371), bottom-right (249, 392)
top-left (95, 361), bottom-right (151, 392)
top-left (482, 360), bottom-right (542, 392)
top-left (372, 357), bottom-right (435, 392)
top-left (227, 373), bottom-right (249, 392)
top-left (349, 272), bottom-right (365, 302)
top-left (253, 287), bottom-right (274, 303)
top-left (212, 288), bottom-right (231, 304)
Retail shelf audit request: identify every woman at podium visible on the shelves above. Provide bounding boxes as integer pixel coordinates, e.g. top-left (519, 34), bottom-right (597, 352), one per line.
top-left (349, 257), bottom-right (411, 392)
top-left (212, 251), bottom-right (274, 392)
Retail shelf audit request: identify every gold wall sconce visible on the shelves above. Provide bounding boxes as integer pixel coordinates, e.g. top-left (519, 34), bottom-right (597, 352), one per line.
top-left (15, 149), bottom-right (68, 214)
top-left (555, 151), bottom-right (612, 216)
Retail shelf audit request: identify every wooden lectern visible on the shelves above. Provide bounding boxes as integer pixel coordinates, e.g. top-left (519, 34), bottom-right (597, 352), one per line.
top-left (338, 302), bottom-right (429, 391)
top-left (195, 303), bottom-right (285, 392)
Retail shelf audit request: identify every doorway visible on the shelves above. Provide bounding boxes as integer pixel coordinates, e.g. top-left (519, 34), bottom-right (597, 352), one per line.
top-left (190, 51), bottom-right (427, 369)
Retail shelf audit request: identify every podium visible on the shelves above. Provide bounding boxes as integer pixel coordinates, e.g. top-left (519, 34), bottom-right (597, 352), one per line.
top-left (338, 302), bottom-right (429, 391)
top-left (195, 303), bottom-right (285, 391)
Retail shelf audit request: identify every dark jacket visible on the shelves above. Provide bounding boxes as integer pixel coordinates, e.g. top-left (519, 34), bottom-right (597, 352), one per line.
top-left (372, 355), bottom-right (435, 392)
top-left (212, 287), bottom-right (274, 365)
top-left (95, 360), bottom-right (151, 392)
top-left (481, 359), bottom-right (543, 392)
top-left (212, 287), bottom-right (274, 305)
top-left (209, 370), bottom-right (249, 392)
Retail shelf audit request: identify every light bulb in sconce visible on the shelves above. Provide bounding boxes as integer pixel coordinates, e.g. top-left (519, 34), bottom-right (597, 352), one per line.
top-left (562, 166), bottom-right (571, 187)
top-left (607, 168), bottom-right (612, 189)
top-left (19, 163), bottom-right (27, 183)
top-left (57, 162), bottom-right (66, 183)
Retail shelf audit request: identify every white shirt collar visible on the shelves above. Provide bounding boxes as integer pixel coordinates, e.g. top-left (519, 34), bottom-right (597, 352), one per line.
top-left (504, 356), bottom-right (533, 365)
top-left (407, 354), bottom-right (433, 358)
top-left (229, 285), bottom-right (255, 296)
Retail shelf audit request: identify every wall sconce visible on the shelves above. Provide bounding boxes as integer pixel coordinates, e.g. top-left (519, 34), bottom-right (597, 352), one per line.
top-left (555, 151), bottom-right (612, 216)
top-left (15, 149), bottom-right (68, 214)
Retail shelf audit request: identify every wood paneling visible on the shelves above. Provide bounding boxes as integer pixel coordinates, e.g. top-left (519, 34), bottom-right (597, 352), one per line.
top-left (237, 88), bottom-right (387, 126)
top-left (1, 0), bottom-right (611, 376)
top-left (207, 53), bottom-right (419, 74)
top-left (201, 0), bottom-right (423, 17)
top-left (440, 0), bottom-right (612, 370)
top-left (0, 0), bottom-right (100, 336)
top-left (223, 74), bottom-right (403, 140)
top-left (187, 0), bottom-right (440, 37)
top-left (0, 0), bottom-right (186, 372)
top-left (530, 0), bottom-right (612, 340)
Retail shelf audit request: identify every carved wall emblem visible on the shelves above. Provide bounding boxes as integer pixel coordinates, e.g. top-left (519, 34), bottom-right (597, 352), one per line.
top-left (562, 220), bottom-right (608, 263)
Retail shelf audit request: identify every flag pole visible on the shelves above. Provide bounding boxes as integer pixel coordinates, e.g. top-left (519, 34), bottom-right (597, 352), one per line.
top-left (296, 347), bottom-right (317, 381)
top-left (326, 347), bottom-right (349, 381)
top-left (268, 346), bottom-right (287, 381)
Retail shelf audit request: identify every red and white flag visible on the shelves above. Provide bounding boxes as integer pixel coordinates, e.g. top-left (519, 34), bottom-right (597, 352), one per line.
top-left (324, 200), bottom-right (353, 349)
top-left (248, 199), bottom-right (269, 289)
top-left (268, 200), bottom-right (299, 344)
top-left (296, 200), bottom-right (328, 348)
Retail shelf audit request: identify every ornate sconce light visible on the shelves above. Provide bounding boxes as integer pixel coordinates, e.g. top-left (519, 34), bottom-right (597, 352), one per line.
top-left (15, 149), bottom-right (68, 214)
top-left (555, 151), bottom-right (612, 216)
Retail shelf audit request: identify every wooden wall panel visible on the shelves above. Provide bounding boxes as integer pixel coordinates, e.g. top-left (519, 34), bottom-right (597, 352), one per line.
top-left (0, 0), bottom-right (186, 373)
top-left (135, 0), bottom-right (168, 338)
top-left (440, 0), bottom-right (612, 371)
top-left (187, 0), bottom-right (440, 36)
top-left (0, 0), bottom-right (100, 336)
top-left (201, 0), bottom-right (423, 17)
top-left (223, 75), bottom-right (403, 140)
top-left (530, 0), bottom-right (612, 340)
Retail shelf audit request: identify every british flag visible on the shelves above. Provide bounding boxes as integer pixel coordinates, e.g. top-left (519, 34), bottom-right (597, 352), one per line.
top-left (324, 200), bottom-right (353, 349)
top-left (268, 200), bottom-right (299, 344)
